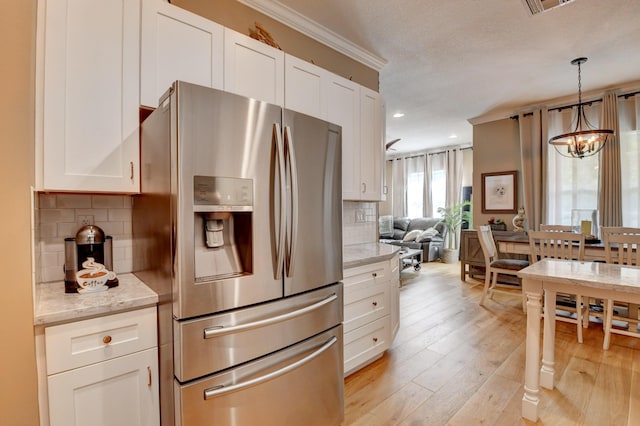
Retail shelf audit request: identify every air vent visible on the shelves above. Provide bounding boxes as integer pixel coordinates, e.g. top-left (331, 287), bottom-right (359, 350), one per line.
top-left (521, 0), bottom-right (576, 16)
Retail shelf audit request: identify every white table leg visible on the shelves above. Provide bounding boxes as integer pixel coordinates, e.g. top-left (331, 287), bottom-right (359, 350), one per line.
top-left (541, 288), bottom-right (556, 389)
top-left (522, 284), bottom-right (543, 422)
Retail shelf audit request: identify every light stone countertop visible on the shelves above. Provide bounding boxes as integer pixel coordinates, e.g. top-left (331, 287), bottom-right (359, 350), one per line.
top-left (343, 242), bottom-right (401, 269)
top-left (34, 273), bottom-right (158, 326)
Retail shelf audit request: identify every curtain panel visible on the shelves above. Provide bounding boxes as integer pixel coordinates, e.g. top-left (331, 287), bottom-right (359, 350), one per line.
top-left (619, 94), bottom-right (640, 226)
top-left (519, 108), bottom-right (548, 231)
top-left (598, 91), bottom-right (623, 226)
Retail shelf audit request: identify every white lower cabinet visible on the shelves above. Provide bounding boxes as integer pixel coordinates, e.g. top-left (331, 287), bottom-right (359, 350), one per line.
top-left (44, 307), bottom-right (159, 426)
top-left (343, 255), bottom-right (399, 376)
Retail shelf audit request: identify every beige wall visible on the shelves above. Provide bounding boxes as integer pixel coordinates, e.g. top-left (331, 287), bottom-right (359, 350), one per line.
top-left (173, 0), bottom-right (379, 90)
top-left (0, 0), bottom-right (39, 424)
top-left (472, 118), bottom-right (522, 229)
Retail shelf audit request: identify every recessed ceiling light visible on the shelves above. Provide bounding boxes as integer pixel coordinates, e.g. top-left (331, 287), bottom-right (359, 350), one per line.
top-left (393, 113), bottom-right (404, 118)
top-left (449, 134), bottom-right (458, 139)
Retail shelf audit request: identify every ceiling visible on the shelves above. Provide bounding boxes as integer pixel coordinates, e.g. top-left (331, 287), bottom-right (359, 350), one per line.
top-left (248, 0), bottom-right (640, 155)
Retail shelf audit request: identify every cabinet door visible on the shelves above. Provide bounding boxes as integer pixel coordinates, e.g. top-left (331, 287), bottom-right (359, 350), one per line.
top-left (284, 54), bottom-right (327, 120)
top-left (359, 87), bottom-right (383, 201)
top-left (38, 0), bottom-right (140, 193)
top-left (47, 348), bottom-right (159, 426)
top-left (140, 0), bottom-right (223, 107)
top-left (224, 28), bottom-right (284, 105)
top-left (326, 75), bottom-right (361, 200)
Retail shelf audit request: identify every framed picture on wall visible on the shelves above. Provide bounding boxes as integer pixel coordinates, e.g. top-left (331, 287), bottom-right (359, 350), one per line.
top-left (481, 170), bottom-right (517, 214)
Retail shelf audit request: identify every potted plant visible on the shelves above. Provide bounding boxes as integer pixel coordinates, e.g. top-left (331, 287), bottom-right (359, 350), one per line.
top-left (437, 201), bottom-right (472, 263)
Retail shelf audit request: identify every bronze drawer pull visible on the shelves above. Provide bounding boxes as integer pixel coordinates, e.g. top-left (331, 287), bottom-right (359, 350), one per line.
top-left (103, 335), bottom-right (112, 344)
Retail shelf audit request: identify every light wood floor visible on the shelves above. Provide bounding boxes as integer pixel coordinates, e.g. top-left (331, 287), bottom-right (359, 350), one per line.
top-left (343, 261), bottom-right (640, 425)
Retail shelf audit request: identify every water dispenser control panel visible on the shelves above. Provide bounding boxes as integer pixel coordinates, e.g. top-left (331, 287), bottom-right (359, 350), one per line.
top-left (194, 176), bottom-right (253, 211)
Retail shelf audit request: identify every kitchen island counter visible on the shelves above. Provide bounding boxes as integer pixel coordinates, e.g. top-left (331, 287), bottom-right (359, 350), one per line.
top-left (343, 242), bottom-right (401, 269)
top-left (34, 273), bottom-right (158, 326)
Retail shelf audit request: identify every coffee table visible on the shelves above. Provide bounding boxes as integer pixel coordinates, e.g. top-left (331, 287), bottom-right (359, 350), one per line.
top-left (399, 248), bottom-right (422, 272)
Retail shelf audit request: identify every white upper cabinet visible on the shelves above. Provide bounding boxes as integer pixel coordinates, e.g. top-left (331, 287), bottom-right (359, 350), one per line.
top-left (224, 28), bottom-right (285, 105)
top-left (326, 74), bottom-right (361, 200)
top-left (140, 0), bottom-right (224, 107)
top-left (36, 0), bottom-right (140, 193)
top-left (359, 87), bottom-right (383, 201)
top-left (284, 54), bottom-right (327, 120)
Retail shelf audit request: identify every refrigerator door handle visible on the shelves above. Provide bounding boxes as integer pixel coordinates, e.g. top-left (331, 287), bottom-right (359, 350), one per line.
top-left (203, 336), bottom-right (338, 399)
top-left (273, 123), bottom-right (286, 280)
top-left (284, 126), bottom-right (299, 278)
top-left (203, 293), bottom-right (338, 338)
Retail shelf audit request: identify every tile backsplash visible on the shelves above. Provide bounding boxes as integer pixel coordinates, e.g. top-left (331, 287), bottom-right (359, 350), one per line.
top-left (35, 195), bottom-right (379, 282)
top-left (36, 193), bottom-right (133, 283)
top-left (343, 201), bottom-right (378, 245)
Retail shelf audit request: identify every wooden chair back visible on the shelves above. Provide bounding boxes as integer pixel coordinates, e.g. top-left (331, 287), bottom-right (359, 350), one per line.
top-left (602, 227), bottom-right (640, 266)
top-left (528, 230), bottom-right (585, 263)
top-left (540, 224), bottom-right (573, 232)
top-left (477, 225), bottom-right (498, 266)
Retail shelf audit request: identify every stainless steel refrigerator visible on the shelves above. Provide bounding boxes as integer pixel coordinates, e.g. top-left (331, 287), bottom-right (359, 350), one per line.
top-left (133, 81), bottom-right (344, 426)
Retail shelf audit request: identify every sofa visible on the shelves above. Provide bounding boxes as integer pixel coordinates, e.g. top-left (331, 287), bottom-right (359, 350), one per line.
top-left (379, 216), bottom-right (446, 262)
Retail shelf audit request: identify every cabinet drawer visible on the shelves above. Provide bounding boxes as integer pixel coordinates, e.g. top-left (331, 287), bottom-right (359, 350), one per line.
top-left (343, 261), bottom-right (388, 286)
top-left (344, 316), bottom-right (390, 376)
top-left (343, 281), bottom-right (389, 333)
top-left (45, 307), bottom-right (157, 375)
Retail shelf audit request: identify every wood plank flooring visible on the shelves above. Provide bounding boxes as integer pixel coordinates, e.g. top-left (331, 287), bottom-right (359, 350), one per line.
top-left (343, 261), bottom-right (640, 425)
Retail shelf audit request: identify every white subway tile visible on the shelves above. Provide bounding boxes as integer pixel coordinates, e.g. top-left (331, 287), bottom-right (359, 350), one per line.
top-left (96, 221), bottom-right (124, 236)
top-left (56, 194), bottom-right (92, 208)
top-left (92, 195), bottom-right (125, 208)
top-left (76, 208), bottom-right (108, 222)
top-left (108, 208), bottom-right (132, 222)
top-left (58, 222), bottom-right (81, 238)
top-left (39, 209), bottom-right (75, 224)
top-left (39, 222), bottom-right (58, 239)
top-left (39, 194), bottom-right (56, 209)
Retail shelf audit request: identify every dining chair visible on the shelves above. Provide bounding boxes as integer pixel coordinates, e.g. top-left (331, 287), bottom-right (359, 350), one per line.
top-left (476, 225), bottom-right (529, 311)
top-left (529, 230), bottom-right (587, 342)
top-left (602, 227), bottom-right (640, 349)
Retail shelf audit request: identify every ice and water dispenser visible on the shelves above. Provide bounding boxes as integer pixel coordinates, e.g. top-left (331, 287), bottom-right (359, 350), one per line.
top-left (193, 176), bottom-right (253, 282)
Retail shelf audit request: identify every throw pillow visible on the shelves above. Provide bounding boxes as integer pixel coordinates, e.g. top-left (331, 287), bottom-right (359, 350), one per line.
top-left (416, 227), bottom-right (438, 243)
top-left (402, 229), bottom-right (422, 242)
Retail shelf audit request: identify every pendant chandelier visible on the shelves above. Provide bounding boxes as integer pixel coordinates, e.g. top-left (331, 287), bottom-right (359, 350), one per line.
top-left (548, 57), bottom-right (614, 159)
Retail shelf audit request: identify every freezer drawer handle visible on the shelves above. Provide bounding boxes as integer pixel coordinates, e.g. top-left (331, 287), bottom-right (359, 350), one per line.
top-left (203, 336), bottom-right (338, 400)
top-left (203, 293), bottom-right (338, 339)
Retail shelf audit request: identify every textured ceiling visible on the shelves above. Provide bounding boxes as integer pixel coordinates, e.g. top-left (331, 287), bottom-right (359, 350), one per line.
top-left (273, 0), bottom-right (640, 154)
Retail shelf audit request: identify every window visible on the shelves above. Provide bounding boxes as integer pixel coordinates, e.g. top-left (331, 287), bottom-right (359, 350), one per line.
top-left (431, 169), bottom-right (446, 217)
top-left (619, 96), bottom-right (640, 226)
top-left (406, 171), bottom-right (424, 218)
top-left (546, 105), bottom-right (601, 225)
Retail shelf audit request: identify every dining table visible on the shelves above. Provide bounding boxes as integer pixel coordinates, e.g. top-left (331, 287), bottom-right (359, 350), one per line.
top-left (517, 259), bottom-right (640, 421)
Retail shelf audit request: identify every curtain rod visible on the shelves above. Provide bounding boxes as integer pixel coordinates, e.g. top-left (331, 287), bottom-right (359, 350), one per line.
top-left (511, 90), bottom-right (640, 120)
top-left (389, 146), bottom-right (472, 160)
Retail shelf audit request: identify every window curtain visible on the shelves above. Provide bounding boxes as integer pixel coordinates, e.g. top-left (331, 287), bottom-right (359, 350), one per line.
top-left (424, 154), bottom-right (434, 217)
top-left (445, 149), bottom-right (464, 249)
top-left (429, 152), bottom-right (446, 217)
top-left (619, 94), bottom-right (640, 226)
top-left (405, 155), bottom-right (426, 218)
top-left (391, 157), bottom-right (406, 217)
top-left (547, 103), bottom-right (601, 225)
top-left (519, 108), bottom-right (548, 231)
top-left (598, 91), bottom-right (622, 227)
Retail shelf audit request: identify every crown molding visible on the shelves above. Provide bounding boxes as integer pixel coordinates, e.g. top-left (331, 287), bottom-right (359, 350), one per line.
top-left (237, 0), bottom-right (387, 71)
top-left (468, 79), bottom-right (640, 125)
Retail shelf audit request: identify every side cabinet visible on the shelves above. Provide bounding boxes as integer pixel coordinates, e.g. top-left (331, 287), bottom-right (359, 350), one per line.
top-left (359, 87), bottom-right (383, 201)
top-left (36, 0), bottom-right (140, 193)
top-left (343, 255), bottom-right (399, 376)
top-left (140, 0), bottom-right (224, 107)
top-left (44, 307), bottom-right (159, 426)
